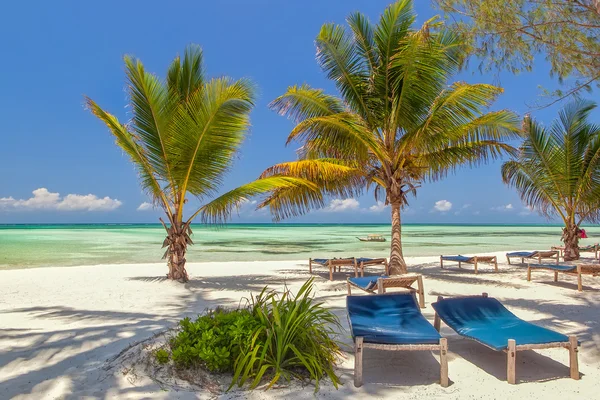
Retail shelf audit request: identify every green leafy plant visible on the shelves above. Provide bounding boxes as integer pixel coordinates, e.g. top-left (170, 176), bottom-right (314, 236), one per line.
top-left (155, 348), bottom-right (170, 365)
top-left (231, 278), bottom-right (342, 392)
top-left (170, 309), bottom-right (260, 372)
top-left (164, 279), bottom-right (342, 392)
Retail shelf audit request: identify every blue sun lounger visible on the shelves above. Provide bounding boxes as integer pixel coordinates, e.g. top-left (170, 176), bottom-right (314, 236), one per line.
top-left (506, 250), bottom-right (559, 265)
top-left (346, 274), bottom-right (426, 308)
top-left (527, 263), bottom-right (600, 291)
top-left (347, 293), bottom-right (448, 387)
top-left (309, 257), bottom-right (388, 280)
top-left (440, 255), bottom-right (498, 274)
top-left (431, 294), bottom-right (579, 384)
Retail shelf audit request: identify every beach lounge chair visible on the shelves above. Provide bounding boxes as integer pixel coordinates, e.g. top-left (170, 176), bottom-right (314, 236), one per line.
top-left (440, 255), bottom-right (498, 274)
top-left (506, 250), bottom-right (559, 265)
top-left (431, 293), bottom-right (579, 384)
top-left (551, 244), bottom-right (599, 260)
top-left (309, 257), bottom-right (388, 281)
top-left (347, 293), bottom-right (448, 387)
top-left (527, 263), bottom-right (600, 291)
top-left (346, 274), bottom-right (425, 308)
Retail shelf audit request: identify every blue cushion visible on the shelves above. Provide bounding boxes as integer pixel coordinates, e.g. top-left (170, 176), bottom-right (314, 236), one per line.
top-left (432, 296), bottom-right (569, 351)
top-left (442, 255), bottom-right (472, 262)
top-left (348, 276), bottom-right (389, 291)
top-left (347, 293), bottom-right (441, 345)
top-left (356, 257), bottom-right (376, 263)
top-left (507, 251), bottom-right (536, 257)
top-left (529, 264), bottom-right (576, 272)
top-left (312, 258), bottom-right (330, 265)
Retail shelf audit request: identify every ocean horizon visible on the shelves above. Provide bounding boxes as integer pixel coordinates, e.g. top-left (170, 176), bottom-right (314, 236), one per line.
top-left (1, 223), bottom-right (598, 270)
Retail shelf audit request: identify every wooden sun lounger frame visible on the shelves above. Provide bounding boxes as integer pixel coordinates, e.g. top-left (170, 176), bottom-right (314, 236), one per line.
top-left (506, 251), bottom-right (559, 265)
top-left (440, 255), bottom-right (498, 274)
top-left (433, 293), bottom-right (579, 385)
top-left (353, 293), bottom-right (448, 388)
top-left (346, 275), bottom-right (426, 308)
top-left (527, 263), bottom-right (600, 292)
top-left (551, 244), bottom-right (599, 260)
top-left (309, 257), bottom-right (388, 281)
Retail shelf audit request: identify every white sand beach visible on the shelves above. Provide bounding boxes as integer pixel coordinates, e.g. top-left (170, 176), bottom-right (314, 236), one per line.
top-left (1, 252), bottom-right (599, 399)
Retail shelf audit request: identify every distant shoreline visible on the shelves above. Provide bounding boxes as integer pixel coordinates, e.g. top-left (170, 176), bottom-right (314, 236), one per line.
top-left (0, 222), bottom-right (588, 228)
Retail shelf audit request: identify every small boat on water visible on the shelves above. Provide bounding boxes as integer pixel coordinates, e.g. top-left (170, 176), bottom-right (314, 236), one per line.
top-left (356, 234), bottom-right (386, 242)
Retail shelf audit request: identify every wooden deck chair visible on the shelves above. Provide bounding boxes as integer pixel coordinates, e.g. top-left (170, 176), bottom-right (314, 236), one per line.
top-left (346, 274), bottom-right (425, 308)
top-left (347, 293), bottom-right (449, 387)
top-left (551, 244), bottom-right (599, 260)
top-left (432, 293), bottom-right (579, 384)
top-left (506, 250), bottom-right (559, 265)
top-left (440, 255), bottom-right (498, 274)
top-left (527, 263), bottom-right (600, 291)
top-left (309, 258), bottom-right (358, 281)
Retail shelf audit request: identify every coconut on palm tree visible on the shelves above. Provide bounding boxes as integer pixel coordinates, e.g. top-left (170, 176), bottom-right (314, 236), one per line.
top-left (257, 0), bottom-right (521, 274)
top-left (86, 45), bottom-right (313, 282)
top-left (502, 100), bottom-right (600, 261)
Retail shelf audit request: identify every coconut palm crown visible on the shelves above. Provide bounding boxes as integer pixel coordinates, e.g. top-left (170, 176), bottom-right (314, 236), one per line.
top-left (502, 100), bottom-right (600, 260)
top-left (258, 0), bottom-right (521, 274)
top-left (86, 45), bottom-right (313, 282)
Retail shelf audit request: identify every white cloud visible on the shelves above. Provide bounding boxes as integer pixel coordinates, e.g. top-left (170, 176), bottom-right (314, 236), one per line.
top-left (137, 202), bottom-right (154, 211)
top-left (462, 204), bottom-right (471, 209)
top-left (0, 188), bottom-right (122, 211)
top-left (369, 201), bottom-right (389, 213)
top-left (473, 211), bottom-right (480, 215)
top-left (323, 198), bottom-right (360, 213)
top-left (491, 203), bottom-right (514, 212)
top-left (519, 205), bottom-right (534, 216)
top-left (432, 200), bottom-right (452, 212)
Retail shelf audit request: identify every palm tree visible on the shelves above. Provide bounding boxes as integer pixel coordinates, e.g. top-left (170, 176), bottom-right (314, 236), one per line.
top-left (86, 45), bottom-right (313, 282)
top-left (257, 0), bottom-right (521, 274)
top-left (502, 100), bottom-right (600, 261)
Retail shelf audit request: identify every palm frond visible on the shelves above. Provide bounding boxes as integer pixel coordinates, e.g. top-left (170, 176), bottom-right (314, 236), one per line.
top-left (259, 159), bottom-right (367, 200)
top-left (268, 84), bottom-right (345, 124)
top-left (170, 77), bottom-right (256, 213)
top-left (198, 177), bottom-right (318, 224)
top-left (124, 55), bottom-right (176, 195)
top-left (316, 23), bottom-right (372, 124)
top-left (347, 11), bottom-right (379, 74)
top-left (85, 98), bottom-right (173, 218)
top-left (286, 113), bottom-right (385, 162)
top-left (167, 44), bottom-right (204, 102)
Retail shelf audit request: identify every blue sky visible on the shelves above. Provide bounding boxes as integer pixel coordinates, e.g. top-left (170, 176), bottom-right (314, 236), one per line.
top-left (0, 0), bottom-right (598, 224)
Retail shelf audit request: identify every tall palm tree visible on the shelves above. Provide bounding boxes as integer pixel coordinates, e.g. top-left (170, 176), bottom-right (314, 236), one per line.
top-left (257, 0), bottom-right (521, 274)
top-left (86, 45), bottom-right (313, 282)
top-left (502, 100), bottom-right (600, 261)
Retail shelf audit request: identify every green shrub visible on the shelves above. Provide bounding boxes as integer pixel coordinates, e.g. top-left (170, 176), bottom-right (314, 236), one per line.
top-left (170, 308), bottom-right (260, 372)
top-left (166, 278), bottom-right (342, 391)
top-left (231, 278), bottom-right (342, 391)
top-left (155, 348), bottom-right (170, 364)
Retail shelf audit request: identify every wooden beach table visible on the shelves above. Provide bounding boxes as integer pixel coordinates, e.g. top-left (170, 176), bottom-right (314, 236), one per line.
top-left (347, 293), bottom-right (449, 387)
top-left (346, 274), bottom-right (426, 308)
top-left (506, 250), bottom-right (559, 265)
top-left (432, 293), bottom-right (579, 384)
top-left (309, 257), bottom-right (388, 281)
top-left (440, 255), bottom-right (498, 274)
top-left (527, 263), bottom-right (600, 291)
top-left (551, 244), bottom-right (599, 260)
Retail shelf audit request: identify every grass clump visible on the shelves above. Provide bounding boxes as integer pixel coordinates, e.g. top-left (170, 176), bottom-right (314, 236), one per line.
top-left (154, 348), bottom-right (170, 364)
top-left (167, 278), bottom-right (341, 391)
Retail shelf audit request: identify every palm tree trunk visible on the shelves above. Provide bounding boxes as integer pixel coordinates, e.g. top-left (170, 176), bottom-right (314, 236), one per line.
top-left (164, 222), bottom-right (190, 282)
top-left (563, 224), bottom-right (580, 261)
top-left (388, 202), bottom-right (407, 275)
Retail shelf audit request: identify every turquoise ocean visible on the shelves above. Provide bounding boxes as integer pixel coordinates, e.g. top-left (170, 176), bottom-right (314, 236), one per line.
top-left (1, 224), bottom-right (598, 270)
